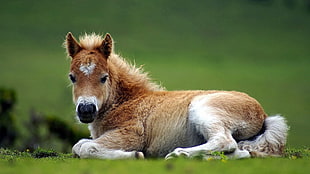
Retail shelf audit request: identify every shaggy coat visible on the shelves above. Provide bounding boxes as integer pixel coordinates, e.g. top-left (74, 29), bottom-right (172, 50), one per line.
top-left (65, 33), bottom-right (289, 159)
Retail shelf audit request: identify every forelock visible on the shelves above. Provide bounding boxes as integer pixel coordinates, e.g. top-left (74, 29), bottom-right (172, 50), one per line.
top-left (79, 33), bottom-right (103, 50)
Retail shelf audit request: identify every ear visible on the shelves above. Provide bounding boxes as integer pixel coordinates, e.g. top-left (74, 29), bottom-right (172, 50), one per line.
top-left (66, 32), bottom-right (82, 58)
top-left (99, 33), bottom-right (113, 59)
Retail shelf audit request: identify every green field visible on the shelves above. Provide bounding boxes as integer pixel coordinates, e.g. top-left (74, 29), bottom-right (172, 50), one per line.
top-left (0, 0), bottom-right (309, 168)
top-left (1, 158), bottom-right (309, 174)
top-left (0, 148), bottom-right (309, 174)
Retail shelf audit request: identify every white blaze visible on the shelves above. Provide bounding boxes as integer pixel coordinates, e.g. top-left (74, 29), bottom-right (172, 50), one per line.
top-left (79, 63), bottom-right (96, 76)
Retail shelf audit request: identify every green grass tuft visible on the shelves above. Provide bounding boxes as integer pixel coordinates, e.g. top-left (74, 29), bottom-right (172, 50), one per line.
top-left (0, 148), bottom-right (31, 160)
top-left (32, 148), bottom-right (59, 158)
top-left (284, 147), bottom-right (310, 159)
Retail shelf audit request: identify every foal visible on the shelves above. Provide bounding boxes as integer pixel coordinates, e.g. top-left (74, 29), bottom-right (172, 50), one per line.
top-left (65, 32), bottom-right (288, 159)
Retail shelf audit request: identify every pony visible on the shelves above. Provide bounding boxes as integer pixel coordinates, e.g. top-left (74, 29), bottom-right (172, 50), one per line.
top-left (64, 32), bottom-right (289, 159)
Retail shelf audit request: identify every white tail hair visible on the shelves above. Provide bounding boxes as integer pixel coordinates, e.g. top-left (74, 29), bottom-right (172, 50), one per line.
top-left (238, 115), bottom-right (289, 157)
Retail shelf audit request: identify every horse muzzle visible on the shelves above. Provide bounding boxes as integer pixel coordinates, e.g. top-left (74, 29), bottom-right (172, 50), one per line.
top-left (76, 96), bottom-right (99, 123)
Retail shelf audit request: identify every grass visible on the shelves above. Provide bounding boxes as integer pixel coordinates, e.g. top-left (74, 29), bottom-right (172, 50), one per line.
top-left (0, 148), bottom-right (309, 174)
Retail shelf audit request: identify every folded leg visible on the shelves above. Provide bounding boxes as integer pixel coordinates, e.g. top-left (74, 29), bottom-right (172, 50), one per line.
top-left (166, 103), bottom-right (251, 160)
top-left (166, 130), bottom-right (250, 159)
top-left (72, 139), bottom-right (143, 159)
top-left (72, 128), bottom-right (144, 159)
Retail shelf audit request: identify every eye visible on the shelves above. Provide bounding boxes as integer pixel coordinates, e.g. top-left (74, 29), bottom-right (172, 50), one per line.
top-left (100, 74), bottom-right (109, 84)
top-left (69, 74), bottom-right (77, 83)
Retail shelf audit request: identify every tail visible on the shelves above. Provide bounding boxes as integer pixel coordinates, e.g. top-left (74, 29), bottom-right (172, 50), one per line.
top-left (238, 115), bottom-right (289, 157)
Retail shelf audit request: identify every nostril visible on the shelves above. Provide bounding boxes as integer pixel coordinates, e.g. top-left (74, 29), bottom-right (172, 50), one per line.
top-left (90, 104), bottom-right (96, 113)
top-left (77, 103), bottom-right (84, 114)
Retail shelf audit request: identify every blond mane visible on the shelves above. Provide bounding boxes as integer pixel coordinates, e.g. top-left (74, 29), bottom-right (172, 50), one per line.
top-left (79, 33), bottom-right (104, 50)
top-left (108, 54), bottom-right (164, 91)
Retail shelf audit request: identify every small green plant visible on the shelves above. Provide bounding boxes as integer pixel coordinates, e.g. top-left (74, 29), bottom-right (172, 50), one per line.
top-left (284, 147), bottom-right (310, 159)
top-left (187, 151), bottom-right (228, 162)
top-left (0, 148), bottom-right (31, 161)
top-left (32, 148), bottom-right (59, 158)
top-left (0, 88), bottom-right (18, 148)
top-left (209, 151), bottom-right (228, 162)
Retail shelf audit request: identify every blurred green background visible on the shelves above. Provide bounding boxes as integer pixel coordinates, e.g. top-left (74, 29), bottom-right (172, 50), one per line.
top-left (0, 0), bottom-right (309, 150)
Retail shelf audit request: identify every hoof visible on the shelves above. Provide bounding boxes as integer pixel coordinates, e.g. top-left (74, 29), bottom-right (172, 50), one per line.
top-left (135, 151), bottom-right (145, 159)
top-left (165, 148), bottom-right (190, 160)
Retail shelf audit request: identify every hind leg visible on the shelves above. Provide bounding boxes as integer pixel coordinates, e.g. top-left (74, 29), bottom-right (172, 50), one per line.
top-left (166, 104), bottom-right (251, 160)
top-left (165, 128), bottom-right (250, 159)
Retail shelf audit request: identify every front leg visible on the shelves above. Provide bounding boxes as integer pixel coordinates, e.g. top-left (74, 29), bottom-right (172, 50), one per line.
top-left (72, 139), bottom-right (92, 158)
top-left (72, 129), bottom-right (144, 159)
top-left (73, 139), bottom-right (144, 159)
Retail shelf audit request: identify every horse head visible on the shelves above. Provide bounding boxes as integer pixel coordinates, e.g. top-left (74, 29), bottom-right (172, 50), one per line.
top-left (65, 32), bottom-right (113, 123)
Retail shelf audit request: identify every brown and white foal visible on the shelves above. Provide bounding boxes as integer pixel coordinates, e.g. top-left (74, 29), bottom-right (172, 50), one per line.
top-left (65, 32), bottom-right (289, 159)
